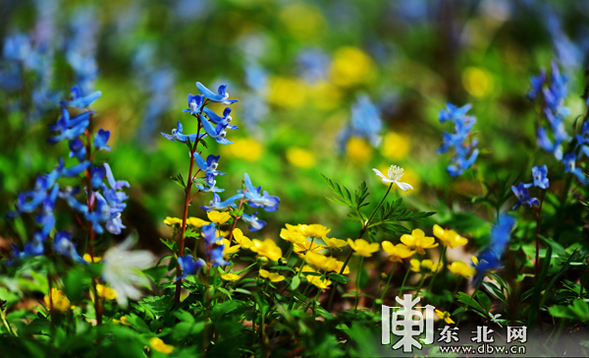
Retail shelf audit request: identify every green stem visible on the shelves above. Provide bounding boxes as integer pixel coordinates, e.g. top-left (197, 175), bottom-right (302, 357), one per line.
top-left (414, 274), bottom-right (427, 298)
top-left (354, 256), bottom-right (364, 311)
top-left (379, 261), bottom-right (398, 304)
top-left (398, 266), bottom-right (412, 298)
top-left (457, 278), bottom-right (483, 326)
top-left (327, 249), bottom-right (353, 311)
top-left (0, 308), bottom-right (17, 337)
top-left (360, 183), bottom-right (393, 239)
top-left (426, 246), bottom-right (447, 294)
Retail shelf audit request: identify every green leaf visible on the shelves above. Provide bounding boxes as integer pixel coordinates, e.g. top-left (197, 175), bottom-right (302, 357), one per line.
top-left (63, 267), bottom-right (89, 303)
top-left (328, 273), bottom-right (350, 285)
top-left (482, 281), bottom-right (506, 303)
top-left (291, 275), bottom-right (301, 290)
top-left (476, 291), bottom-right (492, 313)
top-left (159, 237), bottom-right (178, 254)
top-left (456, 292), bottom-right (485, 314)
top-left (170, 173), bottom-right (186, 190)
top-left (527, 243), bottom-right (553, 329)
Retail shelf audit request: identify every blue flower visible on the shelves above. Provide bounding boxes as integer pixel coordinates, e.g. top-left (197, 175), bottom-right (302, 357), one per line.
top-left (194, 172), bottom-right (224, 193)
top-left (209, 243), bottom-right (229, 267)
top-left (193, 153), bottom-right (225, 176)
top-left (161, 121), bottom-right (203, 143)
top-left (201, 193), bottom-right (243, 212)
top-left (195, 82), bottom-right (238, 105)
top-left (94, 129), bottom-right (111, 151)
top-left (198, 114), bottom-right (233, 145)
top-left (183, 94), bottom-right (204, 115)
top-left (60, 86), bottom-right (102, 108)
top-left (473, 214), bottom-right (515, 286)
top-left (337, 94), bottom-right (382, 151)
top-left (242, 212), bottom-right (266, 231)
top-left (58, 187), bottom-right (89, 213)
top-left (511, 182), bottom-right (539, 210)
top-left (203, 107), bottom-right (237, 129)
top-left (531, 165), bottom-right (549, 189)
top-left (563, 153), bottom-right (588, 186)
top-left (536, 127), bottom-right (563, 160)
top-left (54, 231), bottom-right (86, 264)
top-left (48, 107), bottom-right (91, 143)
top-left (68, 138), bottom-right (87, 161)
top-left (177, 254), bottom-right (205, 280)
top-left (84, 194), bottom-right (111, 235)
top-left (201, 223), bottom-right (220, 246)
top-left (437, 103), bottom-right (478, 177)
top-left (242, 173), bottom-right (280, 212)
top-left (91, 165), bottom-right (106, 189)
top-left (527, 70), bottom-right (546, 100)
top-left (104, 163), bottom-right (130, 191)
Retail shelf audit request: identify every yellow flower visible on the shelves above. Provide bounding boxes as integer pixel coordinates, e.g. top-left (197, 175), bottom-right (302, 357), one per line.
top-left (322, 237), bottom-right (348, 250)
top-left (325, 259), bottom-right (351, 275)
top-left (286, 223), bottom-right (331, 239)
top-left (330, 46), bottom-right (376, 87)
top-left (96, 284), bottom-right (117, 300)
top-left (233, 228), bottom-right (253, 249)
top-left (163, 217), bottom-right (182, 226)
top-left (259, 269), bottom-right (285, 283)
top-left (303, 251), bottom-right (333, 270)
top-left (447, 261), bottom-right (476, 278)
top-left (149, 337), bottom-right (175, 354)
top-left (435, 309), bottom-right (455, 324)
top-left (401, 229), bottom-right (438, 255)
top-left (187, 217), bottom-right (210, 227)
top-left (286, 147), bottom-right (317, 169)
top-left (306, 274), bottom-right (332, 291)
top-left (207, 211), bottom-right (231, 225)
top-left (113, 315), bottom-right (132, 326)
top-left (347, 238), bottom-right (380, 258)
top-left (222, 239), bottom-right (240, 256)
top-left (267, 76), bottom-right (307, 109)
top-left (250, 239), bottom-right (283, 261)
top-left (280, 227), bottom-right (306, 244)
top-left (221, 273), bottom-right (241, 282)
top-left (433, 224), bottom-right (468, 248)
top-left (83, 254), bottom-right (101, 263)
top-left (222, 138), bottom-right (264, 162)
top-left (462, 67), bottom-right (494, 98)
top-left (410, 259), bottom-right (440, 275)
top-left (293, 240), bottom-right (325, 255)
top-left (44, 288), bottom-right (71, 312)
top-left (346, 137), bottom-right (374, 163)
top-left (381, 131), bottom-right (411, 161)
top-left (381, 241), bottom-right (416, 262)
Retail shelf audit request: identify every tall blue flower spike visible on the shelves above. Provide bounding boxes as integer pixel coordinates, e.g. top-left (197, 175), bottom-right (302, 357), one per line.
top-left (437, 103), bottom-right (478, 177)
top-left (472, 214), bottom-right (516, 286)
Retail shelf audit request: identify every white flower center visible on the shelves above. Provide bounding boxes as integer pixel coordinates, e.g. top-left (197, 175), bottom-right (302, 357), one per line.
top-left (387, 165), bottom-right (405, 181)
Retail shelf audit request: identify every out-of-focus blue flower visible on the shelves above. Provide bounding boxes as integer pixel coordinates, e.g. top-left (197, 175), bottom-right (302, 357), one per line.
top-left (177, 254), bottom-right (205, 280)
top-left (472, 214), bottom-right (515, 286)
top-left (54, 231), bottom-right (86, 264)
top-left (202, 222), bottom-right (220, 246)
top-left (65, 6), bottom-right (99, 94)
top-left (242, 212), bottom-right (266, 232)
top-left (563, 153), bottom-right (588, 186)
top-left (37, 184), bottom-right (59, 238)
top-left (91, 166), bottom-right (106, 190)
top-left (94, 129), bottom-right (111, 151)
top-left (242, 173), bottom-right (280, 212)
top-left (531, 165), bottom-right (549, 189)
top-left (201, 193), bottom-right (243, 212)
top-left (58, 187), bottom-right (89, 213)
top-left (297, 47), bottom-right (330, 84)
top-left (528, 63), bottom-right (569, 160)
top-left (84, 194), bottom-right (111, 235)
top-left (48, 107), bottom-right (92, 143)
top-left (511, 182), bottom-right (539, 210)
top-left (338, 94), bottom-right (383, 152)
top-left (196, 82), bottom-right (238, 105)
top-left (437, 103), bottom-right (478, 177)
top-left (60, 86), bottom-right (102, 108)
top-left (100, 163), bottom-right (129, 235)
top-left (209, 243), bottom-right (229, 267)
top-left (161, 121), bottom-right (203, 143)
top-left (183, 94), bottom-right (204, 115)
top-left (68, 138), bottom-right (87, 161)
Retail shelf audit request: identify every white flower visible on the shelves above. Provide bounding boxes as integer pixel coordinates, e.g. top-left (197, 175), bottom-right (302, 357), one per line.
top-left (372, 165), bottom-right (414, 191)
top-left (102, 235), bottom-right (155, 308)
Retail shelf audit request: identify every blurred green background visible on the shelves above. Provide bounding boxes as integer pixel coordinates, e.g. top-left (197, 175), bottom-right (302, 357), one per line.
top-left (1, 0), bottom-right (588, 252)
